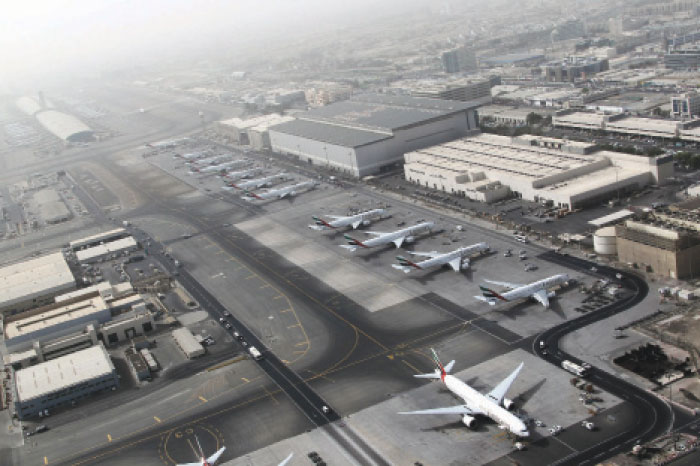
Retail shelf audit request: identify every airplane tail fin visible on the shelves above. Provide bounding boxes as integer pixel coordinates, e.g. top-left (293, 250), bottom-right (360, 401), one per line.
top-left (413, 348), bottom-right (454, 381)
top-left (312, 215), bottom-right (332, 228)
top-left (342, 234), bottom-right (365, 248)
top-left (243, 189), bottom-right (262, 200)
top-left (479, 285), bottom-right (507, 303)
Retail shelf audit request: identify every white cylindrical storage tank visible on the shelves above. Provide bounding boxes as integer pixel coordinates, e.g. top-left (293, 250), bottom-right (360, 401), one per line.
top-left (594, 226), bottom-right (617, 255)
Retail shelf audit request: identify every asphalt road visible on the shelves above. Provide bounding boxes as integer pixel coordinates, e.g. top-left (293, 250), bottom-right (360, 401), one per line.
top-left (534, 251), bottom-right (679, 465)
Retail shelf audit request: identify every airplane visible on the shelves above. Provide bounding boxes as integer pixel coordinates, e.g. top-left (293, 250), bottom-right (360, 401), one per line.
top-left (340, 222), bottom-right (434, 252)
top-left (177, 151), bottom-right (209, 161)
top-left (146, 137), bottom-right (191, 149)
top-left (224, 173), bottom-right (289, 190)
top-left (399, 348), bottom-right (529, 438)
top-left (177, 435), bottom-right (225, 466)
top-left (475, 273), bottom-right (570, 309)
top-left (186, 154), bottom-right (227, 165)
top-left (309, 209), bottom-right (385, 231)
top-left (392, 242), bottom-right (490, 273)
top-left (241, 181), bottom-right (316, 201)
top-left (221, 168), bottom-right (261, 182)
top-left (190, 160), bottom-right (249, 174)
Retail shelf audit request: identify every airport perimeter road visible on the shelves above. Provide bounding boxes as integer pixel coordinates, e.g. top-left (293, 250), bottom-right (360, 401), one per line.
top-left (534, 252), bottom-right (678, 465)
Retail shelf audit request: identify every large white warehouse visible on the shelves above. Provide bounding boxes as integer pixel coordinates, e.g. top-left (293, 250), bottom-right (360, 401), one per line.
top-left (269, 94), bottom-right (480, 177)
top-left (404, 133), bottom-right (673, 209)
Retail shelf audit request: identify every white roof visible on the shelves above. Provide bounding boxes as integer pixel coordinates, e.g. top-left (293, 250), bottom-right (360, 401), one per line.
top-left (219, 114), bottom-right (290, 131)
top-left (554, 112), bottom-right (606, 126)
top-left (589, 209), bottom-right (635, 227)
top-left (15, 96), bottom-right (43, 116)
top-left (4, 296), bottom-right (108, 340)
top-left (15, 344), bottom-right (115, 402)
top-left (75, 236), bottom-right (137, 262)
top-left (0, 253), bottom-right (75, 309)
top-left (172, 327), bottom-right (203, 354)
top-left (69, 228), bottom-right (127, 250)
top-left (35, 110), bottom-right (92, 141)
top-left (606, 117), bottom-right (678, 135)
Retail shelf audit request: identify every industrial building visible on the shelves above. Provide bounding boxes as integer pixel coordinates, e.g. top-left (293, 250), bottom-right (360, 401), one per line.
top-left (216, 114), bottom-right (295, 147)
top-left (665, 47), bottom-right (700, 70)
top-left (13, 343), bottom-right (118, 419)
top-left (477, 106), bottom-right (534, 127)
top-left (34, 110), bottom-right (94, 143)
top-left (615, 219), bottom-right (700, 279)
top-left (441, 46), bottom-right (477, 73)
top-left (553, 110), bottom-right (700, 142)
top-left (269, 94), bottom-right (480, 177)
top-left (75, 236), bottom-right (138, 263)
top-left (0, 252), bottom-right (76, 316)
top-left (305, 84), bottom-right (353, 107)
top-left (403, 133), bottom-right (672, 209)
top-left (69, 228), bottom-right (129, 251)
top-left (671, 92), bottom-right (700, 119)
top-left (397, 78), bottom-right (493, 105)
top-left (543, 56), bottom-right (609, 82)
top-left (172, 327), bottom-right (205, 359)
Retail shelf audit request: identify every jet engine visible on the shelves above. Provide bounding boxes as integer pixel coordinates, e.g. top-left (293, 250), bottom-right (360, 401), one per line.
top-left (462, 415), bottom-right (476, 428)
top-left (460, 260), bottom-right (471, 270)
top-left (547, 291), bottom-right (556, 298)
top-left (503, 398), bottom-right (515, 410)
top-left (404, 236), bottom-right (415, 243)
top-left (361, 220), bottom-right (371, 226)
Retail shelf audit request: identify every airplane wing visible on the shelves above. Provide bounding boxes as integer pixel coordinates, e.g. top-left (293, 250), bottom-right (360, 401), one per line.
top-left (484, 279), bottom-right (524, 290)
top-left (399, 404), bottom-right (484, 416)
top-left (279, 191), bottom-right (289, 199)
top-left (486, 362), bottom-right (524, 405)
top-left (207, 446), bottom-right (226, 464)
top-left (449, 257), bottom-right (463, 272)
top-left (278, 453), bottom-right (294, 466)
top-left (532, 289), bottom-right (550, 308)
top-left (364, 231), bottom-right (387, 236)
top-left (392, 236), bottom-right (405, 248)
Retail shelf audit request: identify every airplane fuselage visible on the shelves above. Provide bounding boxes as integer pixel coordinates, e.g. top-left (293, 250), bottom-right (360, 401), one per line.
top-left (313, 209), bottom-right (384, 230)
top-left (443, 375), bottom-right (529, 437)
top-left (501, 274), bottom-right (569, 301)
top-left (359, 222), bottom-right (434, 248)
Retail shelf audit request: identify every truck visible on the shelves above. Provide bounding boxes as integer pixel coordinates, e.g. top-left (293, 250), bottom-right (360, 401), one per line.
top-left (248, 346), bottom-right (263, 360)
top-left (561, 360), bottom-right (589, 377)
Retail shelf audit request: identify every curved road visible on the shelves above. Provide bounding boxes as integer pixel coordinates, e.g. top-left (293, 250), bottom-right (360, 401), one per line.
top-left (535, 251), bottom-right (676, 465)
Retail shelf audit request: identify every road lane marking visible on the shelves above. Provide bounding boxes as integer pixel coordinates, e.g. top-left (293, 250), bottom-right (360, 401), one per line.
top-left (199, 396), bottom-right (208, 403)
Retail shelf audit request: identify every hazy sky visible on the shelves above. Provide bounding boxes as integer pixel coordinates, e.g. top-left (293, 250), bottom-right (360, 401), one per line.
top-left (1, 0), bottom-right (437, 86)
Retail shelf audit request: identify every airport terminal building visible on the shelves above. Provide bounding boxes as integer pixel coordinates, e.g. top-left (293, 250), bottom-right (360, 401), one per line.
top-left (404, 134), bottom-right (673, 209)
top-left (269, 94), bottom-right (480, 177)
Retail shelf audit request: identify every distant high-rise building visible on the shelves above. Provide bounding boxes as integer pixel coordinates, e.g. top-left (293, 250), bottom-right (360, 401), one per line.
top-left (671, 92), bottom-right (700, 119)
top-left (441, 46), bottom-right (477, 73)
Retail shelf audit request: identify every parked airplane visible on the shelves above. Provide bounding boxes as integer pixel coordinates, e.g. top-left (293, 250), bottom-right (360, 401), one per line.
top-left (186, 155), bottom-right (227, 166)
top-left (309, 209), bottom-right (385, 231)
top-left (147, 137), bottom-right (191, 149)
top-left (392, 242), bottom-right (490, 273)
top-left (241, 181), bottom-right (316, 200)
top-left (475, 273), bottom-right (570, 309)
top-left (177, 435), bottom-right (225, 466)
top-left (399, 348), bottom-right (529, 438)
top-left (221, 168), bottom-right (261, 182)
top-left (341, 222), bottom-right (434, 252)
top-left (190, 160), bottom-right (249, 174)
top-left (177, 151), bottom-right (209, 161)
top-left (225, 173), bottom-right (289, 190)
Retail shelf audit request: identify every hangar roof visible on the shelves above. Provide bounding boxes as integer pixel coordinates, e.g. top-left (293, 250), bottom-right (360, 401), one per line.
top-left (35, 110), bottom-right (92, 141)
top-left (269, 119), bottom-right (392, 148)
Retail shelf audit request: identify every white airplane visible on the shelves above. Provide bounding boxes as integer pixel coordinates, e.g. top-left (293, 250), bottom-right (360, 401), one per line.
top-left (186, 155), bottom-right (227, 166)
top-left (177, 151), bottom-right (209, 161)
top-left (399, 348), bottom-right (529, 438)
top-left (177, 435), bottom-right (225, 466)
top-left (224, 173), bottom-right (289, 190)
top-left (190, 160), bottom-right (249, 174)
top-left (341, 222), bottom-right (434, 252)
top-left (146, 137), bottom-right (191, 149)
top-left (221, 167), bottom-right (261, 182)
top-left (241, 181), bottom-right (316, 201)
top-left (475, 273), bottom-right (570, 309)
top-left (309, 209), bottom-right (385, 231)
top-left (392, 242), bottom-right (490, 273)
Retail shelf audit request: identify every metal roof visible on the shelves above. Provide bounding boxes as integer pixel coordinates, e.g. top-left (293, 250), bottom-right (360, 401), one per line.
top-left (75, 236), bottom-right (137, 262)
top-left (0, 253), bottom-right (75, 309)
top-left (70, 228), bottom-right (127, 250)
top-left (299, 94), bottom-right (477, 132)
top-left (269, 119), bottom-right (392, 148)
top-left (15, 344), bottom-right (115, 402)
top-left (34, 110), bottom-right (93, 142)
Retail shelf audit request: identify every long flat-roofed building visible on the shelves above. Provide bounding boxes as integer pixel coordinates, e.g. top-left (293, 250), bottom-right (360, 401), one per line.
top-left (269, 94), bottom-right (480, 177)
top-left (75, 236), bottom-right (138, 263)
top-left (69, 228), bottom-right (128, 251)
top-left (13, 343), bottom-right (118, 419)
top-left (0, 252), bottom-right (76, 316)
top-left (404, 133), bottom-right (672, 209)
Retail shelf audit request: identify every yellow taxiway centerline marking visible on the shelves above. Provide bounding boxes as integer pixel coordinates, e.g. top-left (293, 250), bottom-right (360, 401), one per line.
top-left (44, 457), bottom-right (48, 465)
top-left (154, 416), bottom-right (161, 423)
top-left (295, 342), bottom-right (308, 347)
top-left (273, 295), bottom-right (284, 300)
top-left (401, 359), bottom-right (421, 374)
top-left (287, 324), bottom-right (300, 329)
top-left (199, 396), bottom-right (208, 403)
top-left (241, 377), bottom-right (249, 383)
top-left (280, 308), bottom-right (292, 313)
top-left (245, 274), bottom-right (257, 280)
